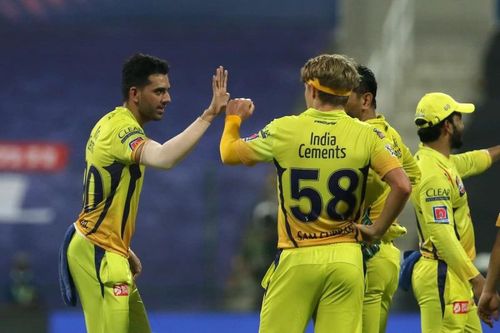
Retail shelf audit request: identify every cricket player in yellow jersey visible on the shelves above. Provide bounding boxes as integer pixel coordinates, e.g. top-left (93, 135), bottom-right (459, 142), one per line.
top-left (219, 54), bottom-right (412, 333)
top-left (478, 212), bottom-right (500, 328)
top-left (409, 92), bottom-right (500, 332)
top-left (58, 53), bottom-right (229, 333)
top-left (344, 65), bottom-right (421, 333)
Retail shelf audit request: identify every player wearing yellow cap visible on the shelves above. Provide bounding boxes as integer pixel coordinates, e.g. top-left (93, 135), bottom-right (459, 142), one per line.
top-left (345, 65), bottom-right (421, 333)
top-left (409, 92), bottom-right (500, 332)
top-left (219, 54), bottom-right (412, 333)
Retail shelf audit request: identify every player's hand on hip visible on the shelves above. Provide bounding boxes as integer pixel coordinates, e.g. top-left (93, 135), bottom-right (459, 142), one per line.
top-left (128, 249), bottom-right (143, 280)
top-left (355, 223), bottom-right (383, 243)
top-left (203, 66), bottom-right (230, 122)
top-left (226, 98), bottom-right (254, 121)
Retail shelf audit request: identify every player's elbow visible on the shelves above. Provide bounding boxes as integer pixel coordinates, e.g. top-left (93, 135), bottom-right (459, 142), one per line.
top-left (220, 146), bottom-right (243, 165)
top-left (393, 177), bottom-right (412, 200)
top-left (385, 168), bottom-right (412, 199)
top-left (401, 180), bottom-right (412, 199)
top-left (220, 150), bottom-right (233, 164)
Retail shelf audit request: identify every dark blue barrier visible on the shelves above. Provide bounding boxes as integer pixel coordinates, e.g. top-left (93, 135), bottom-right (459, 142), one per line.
top-left (49, 311), bottom-right (500, 333)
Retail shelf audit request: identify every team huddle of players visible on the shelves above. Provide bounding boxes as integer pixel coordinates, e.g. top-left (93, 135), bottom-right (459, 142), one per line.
top-left (59, 53), bottom-right (500, 333)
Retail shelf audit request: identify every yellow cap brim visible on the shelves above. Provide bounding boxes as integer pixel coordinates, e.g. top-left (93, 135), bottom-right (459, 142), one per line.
top-left (455, 103), bottom-right (475, 114)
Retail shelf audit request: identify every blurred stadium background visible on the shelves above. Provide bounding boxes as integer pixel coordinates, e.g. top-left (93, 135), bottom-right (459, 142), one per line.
top-left (0, 0), bottom-right (499, 332)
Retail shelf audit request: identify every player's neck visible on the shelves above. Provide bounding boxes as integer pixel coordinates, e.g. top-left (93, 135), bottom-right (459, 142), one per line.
top-left (123, 102), bottom-right (146, 127)
top-left (312, 101), bottom-right (344, 112)
top-left (423, 137), bottom-right (452, 157)
top-left (360, 108), bottom-right (376, 122)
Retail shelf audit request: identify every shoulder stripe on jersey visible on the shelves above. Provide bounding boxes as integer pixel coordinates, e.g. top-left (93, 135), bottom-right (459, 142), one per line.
top-left (274, 159), bottom-right (298, 248)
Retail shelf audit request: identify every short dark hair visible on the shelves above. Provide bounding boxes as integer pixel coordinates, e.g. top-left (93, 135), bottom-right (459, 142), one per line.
top-left (121, 53), bottom-right (169, 100)
top-left (354, 65), bottom-right (377, 109)
top-left (417, 111), bottom-right (459, 143)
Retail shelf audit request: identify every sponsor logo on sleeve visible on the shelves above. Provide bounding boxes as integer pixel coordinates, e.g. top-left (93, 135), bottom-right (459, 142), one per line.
top-left (243, 133), bottom-right (259, 142)
top-left (113, 283), bottom-right (129, 296)
top-left (455, 176), bottom-right (466, 196)
top-left (373, 128), bottom-right (385, 139)
top-left (425, 188), bottom-right (451, 202)
top-left (452, 301), bottom-right (468, 314)
top-left (119, 126), bottom-right (144, 143)
top-left (384, 144), bottom-right (397, 157)
top-left (432, 205), bottom-right (449, 223)
top-left (129, 137), bottom-right (144, 151)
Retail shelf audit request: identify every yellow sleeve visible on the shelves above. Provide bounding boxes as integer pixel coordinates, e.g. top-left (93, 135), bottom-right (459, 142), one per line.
top-left (369, 134), bottom-right (402, 179)
top-left (496, 212), bottom-right (500, 227)
top-left (450, 150), bottom-right (491, 179)
top-left (401, 144), bottom-right (421, 186)
top-left (220, 115), bottom-right (272, 165)
top-left (419, 176), bottom-right (480, 281)
top-left (111, 122), bottom-right (147, 164)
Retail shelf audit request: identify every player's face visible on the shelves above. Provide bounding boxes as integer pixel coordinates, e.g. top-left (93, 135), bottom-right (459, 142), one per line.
top-left (344, 91), bottom-right (363, 119)
top-left (137, 74), bottom-right (171, 123)
top-left (450, 113), bottom-right (464, 149)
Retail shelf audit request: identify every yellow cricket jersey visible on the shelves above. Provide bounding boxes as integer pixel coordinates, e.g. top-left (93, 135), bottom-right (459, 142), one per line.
top-left (364, 116), bottom-right (421, 241)
top-left (497, 212), bottom-right (500, 227)
top-left (75, 106), bottom-right (147, 257)
top-left (220, 108), bottom-right (402, 249)
top-left (411, 145), bottom-right (492, 282)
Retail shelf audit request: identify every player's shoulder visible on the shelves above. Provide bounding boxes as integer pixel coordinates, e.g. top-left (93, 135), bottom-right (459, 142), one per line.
top-left (354, 120), bottom-right (387, 142)
top-left (91, 108), bottom-right (144, 147)
top-left (339, 116), bottom-right (374, 132)
top-left (269, 113), bottom-right (310, 131)
top-left (415, 155), bottom-right (451, 185)
top-left (100, 107), bottom-right (142, 131)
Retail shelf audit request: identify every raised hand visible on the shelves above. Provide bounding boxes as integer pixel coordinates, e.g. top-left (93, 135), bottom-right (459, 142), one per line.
top-left (226, 98), bottom-right (255, 121)
top-left (203, 66), bottom-right (230, 122)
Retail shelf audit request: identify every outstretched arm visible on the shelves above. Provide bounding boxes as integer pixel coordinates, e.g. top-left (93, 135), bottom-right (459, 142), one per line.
top-left (488, 145), bottom-right (500, 163)
top-left (136, 66), bottom-right (230, 169)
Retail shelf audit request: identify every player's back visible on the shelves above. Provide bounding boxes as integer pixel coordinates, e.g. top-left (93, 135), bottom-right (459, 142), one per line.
top-left (267, 108), bottom-right (395, 248)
